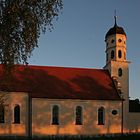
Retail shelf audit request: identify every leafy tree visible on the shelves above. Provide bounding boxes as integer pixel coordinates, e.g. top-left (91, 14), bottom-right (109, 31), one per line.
top-left (0, 0), bottom-right (63, 110)
top-left (0, 0), bottom-right (63, 66)
top-left (0, 93), bottom-right (6, 108)
top-left (0, 92), bottom-right (7, 121)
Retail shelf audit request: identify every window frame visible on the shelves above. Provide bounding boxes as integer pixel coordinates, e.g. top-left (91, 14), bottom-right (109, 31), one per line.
top-left (14, 104), bottom-right (20, 124)
top-left (0, 105), bottom-right (5, 123)
top-left (111, 39), bottom-right (115, 43)
top-left (118, 50), bottom-right (122, 58)
top-left (111, 50), bottom-right (115, 59)
top-left (118, 39), bottom-right (122, 43)
top-left (118, 68), bottom-right (123, 77)
top-left (75, 105), bottom-right (83, 125)
top-left (106, 53), bottom-right (108, 62)
top-left (111, 109), bottom-right (118, 115)
top-left (51, 105), bottom-right (59, 125)
top-left (124, 52), bottom-right (126, 59)
top-left (98, 107), bottom-right (105, 125)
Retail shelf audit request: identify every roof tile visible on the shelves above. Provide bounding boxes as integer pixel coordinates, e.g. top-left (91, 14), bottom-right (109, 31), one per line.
top-left (0, 65), bottom-right (121, 100)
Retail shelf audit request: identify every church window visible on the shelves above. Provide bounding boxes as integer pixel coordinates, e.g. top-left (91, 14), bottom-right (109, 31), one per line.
top-left (98, 107), bottom-right (105, 125)
top-left (106, 43), bottom-right (108, 47)
top-left (112, 110), bottom-right (118, 115)
top-left (75, 106), bottom-right (83, 125)
top-left (124, 52), bottom-right (126, 59)
top-left (52, 105), bottom-right (59, 125)
top-left (111, 39), bottom-right (114, 43)
top-left (118, 68), bottom-right (122, 77)
top-left (111, 50), bottom-right (114, 59)
top-left (106, 53), bottom-right (108, 61)
top-left (118, 50), bottom-right (122, 58)
top-left (118, 39), bottom-right (122, 43)
top-left (14, 105), bottom-right (20, 124)
top-left (0, 106), bottom-right (5, 123)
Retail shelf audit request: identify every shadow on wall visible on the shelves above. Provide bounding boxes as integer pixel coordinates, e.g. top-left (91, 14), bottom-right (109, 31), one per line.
top-left (0, 93), bottom-right (28, 136)
top-left (0, 66), bottom-right (124, 136)
top-left (32, 99), bottom-right (122, 136)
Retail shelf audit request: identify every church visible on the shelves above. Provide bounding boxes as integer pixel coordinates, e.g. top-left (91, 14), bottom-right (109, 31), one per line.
top-left (0, 18), bottom-right (140, 137)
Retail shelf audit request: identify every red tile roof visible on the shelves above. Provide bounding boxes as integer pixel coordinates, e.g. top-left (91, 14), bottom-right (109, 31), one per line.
top-left (0, 65), bottom-right (121, 100)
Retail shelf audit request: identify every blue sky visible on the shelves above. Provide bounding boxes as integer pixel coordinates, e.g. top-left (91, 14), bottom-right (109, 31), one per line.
top-left (29, 0), bottom-right (140, 99)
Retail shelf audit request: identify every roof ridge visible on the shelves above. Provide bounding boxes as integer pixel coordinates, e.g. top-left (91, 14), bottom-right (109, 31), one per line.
top-left (0, 64), bottom-right (105, 71)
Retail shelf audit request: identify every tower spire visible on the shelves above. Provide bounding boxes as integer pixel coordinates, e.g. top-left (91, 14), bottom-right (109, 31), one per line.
top-left (114, 10), bottom-right (117, 27)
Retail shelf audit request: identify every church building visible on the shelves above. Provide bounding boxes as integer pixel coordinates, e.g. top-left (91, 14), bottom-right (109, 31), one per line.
top-left (0, 18), bottom-right (140, 137)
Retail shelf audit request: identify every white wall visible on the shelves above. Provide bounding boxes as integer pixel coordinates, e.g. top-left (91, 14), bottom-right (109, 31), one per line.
top-left (32, 99), bottom-right (122, 136)
top-left (0, 92), bottom-right (29, 136)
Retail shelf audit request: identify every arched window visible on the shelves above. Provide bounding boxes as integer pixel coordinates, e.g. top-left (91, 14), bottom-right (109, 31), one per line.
top-left (124, 52), bottom-right (126, 59)
top-left (118, 39), bottom-right (122, 43)
top-left (75, 106), bottom-right (83, 125)
top-left (52, 105), bottom-right (59, 125)
top-left (111, 39), bottom-right (114, 43)
top-left (98, 107), bottom-right (105, 125)
top-left (118, 68), bottom-right (122, 77)
top-left (111, 50), bottom-right (114, 59)
top-left (118, 50), bottom-right (122, 58)
top-left (0, 106), bottom-right (5, 123)
top-left (106, 42), bottom-right (108, 47)
top-left (14, 105), bottom-right (20, 124)
top-left (106, 53), bottom-right (108, 61)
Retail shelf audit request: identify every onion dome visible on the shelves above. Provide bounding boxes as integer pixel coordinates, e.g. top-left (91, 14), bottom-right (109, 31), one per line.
top-left (105, 16), bottom-right (126, 40)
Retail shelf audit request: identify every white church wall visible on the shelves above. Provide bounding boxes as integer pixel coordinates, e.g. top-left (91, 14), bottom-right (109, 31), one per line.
top-left (110, 61), bottom-right (129, 100)
top-left (32, 98), bottom-right (122, 136)
top-left (0, 92), bottom-right (28, 136)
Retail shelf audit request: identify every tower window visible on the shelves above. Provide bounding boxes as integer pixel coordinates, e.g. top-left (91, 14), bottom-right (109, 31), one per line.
top-left (111, 50), bottom-right (114, 59)
top-left (118, 39), bottom-right (122, 43)
top-left (106, 43), bottom-right (108, 47)
top-left (52, 105), bottom-right (59, 125)
top-left (118, 68), bottom-right (122, 77)
top-left (106, 53), bottom-right (108, 61)
top-left (0, 106), bottom-right (5, 123)
top-left (124, 52), bottom-right (126, 59)
top-left (14, 105), bottom-right (20, 124)
top-left (98, 107), bottom-right (105, 125)
top-left (118, 50), bottom-right (122, 58)
top-left (111, 39), bottom-right (114, 43)
top-left (75, 106), bottom-right (83, 125)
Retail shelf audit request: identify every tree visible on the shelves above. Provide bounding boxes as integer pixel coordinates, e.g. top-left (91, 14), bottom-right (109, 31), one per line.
top-left (0, 93), bottom-right (6, 108)
top-left (0, 92), bottom-right (7, 122)
top-left (0, 0), bottom-right (63, 114)
top-left (0, 0), bottom-right (63, 66)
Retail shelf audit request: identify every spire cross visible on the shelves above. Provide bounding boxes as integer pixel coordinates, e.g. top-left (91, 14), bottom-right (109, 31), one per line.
top-left (114, 10), bottom-right (117, 26)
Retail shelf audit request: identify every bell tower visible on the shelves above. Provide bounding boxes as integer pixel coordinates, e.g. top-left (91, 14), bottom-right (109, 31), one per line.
top-left (104, 16), bottom-right (130, 112)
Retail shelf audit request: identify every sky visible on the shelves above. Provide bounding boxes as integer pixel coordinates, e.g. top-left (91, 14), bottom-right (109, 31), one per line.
top-left (29, 0), bottom-right (140, 99)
